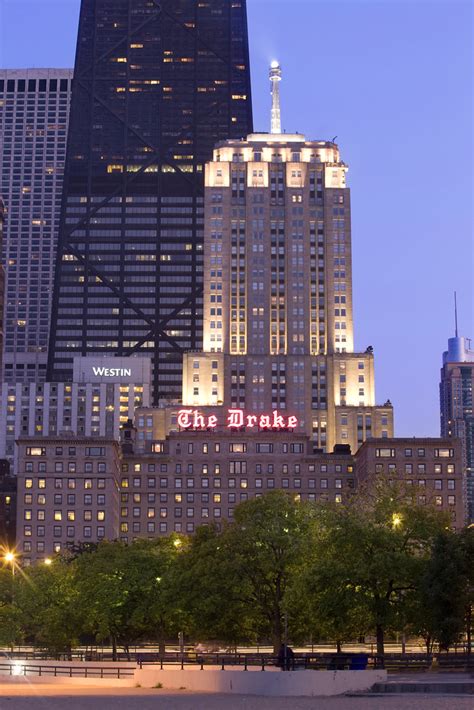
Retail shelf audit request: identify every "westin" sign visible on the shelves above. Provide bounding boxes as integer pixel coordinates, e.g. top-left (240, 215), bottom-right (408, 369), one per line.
top-left (92, 367), bottom-right (132, 377)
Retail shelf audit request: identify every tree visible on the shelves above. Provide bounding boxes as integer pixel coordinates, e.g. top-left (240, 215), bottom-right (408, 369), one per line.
top-left (0, 569), bottom-right (23, 650)
top-left (410, 527), bottom-right (474, 654)
top-left (15, 560), bottom-right (82, 656)
top-left (223, 491), bottom-right (315, 651)
top-left (178, 524), bottom-right (259, 648)
top-left (304, 477), bottom-right (449, 659)
top-left (74, 537), bottom-right (185, 658)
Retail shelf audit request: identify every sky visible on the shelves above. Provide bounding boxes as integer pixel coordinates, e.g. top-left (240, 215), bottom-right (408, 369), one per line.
top-left (0, 0), bottom-right (472, 437)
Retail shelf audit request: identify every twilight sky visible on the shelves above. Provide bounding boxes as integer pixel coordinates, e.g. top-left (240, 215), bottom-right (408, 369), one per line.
top-left (0, 0), bottom-right (472, 437)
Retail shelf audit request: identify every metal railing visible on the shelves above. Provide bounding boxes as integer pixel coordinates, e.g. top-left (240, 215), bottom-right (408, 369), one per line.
top-left (0, 662), bottom-right (135, 679)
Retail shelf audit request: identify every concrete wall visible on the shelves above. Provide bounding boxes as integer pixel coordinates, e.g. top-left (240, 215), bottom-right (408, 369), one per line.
top-left (135, 665), bottom-right (387, 696)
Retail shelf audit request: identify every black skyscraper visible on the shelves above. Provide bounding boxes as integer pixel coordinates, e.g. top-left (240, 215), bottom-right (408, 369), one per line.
top-left (47, 0), bottom-right (253, 403)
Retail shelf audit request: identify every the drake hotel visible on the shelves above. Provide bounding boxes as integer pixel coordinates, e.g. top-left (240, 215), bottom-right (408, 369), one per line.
top-left (13, 127), bottom-right (466, 563)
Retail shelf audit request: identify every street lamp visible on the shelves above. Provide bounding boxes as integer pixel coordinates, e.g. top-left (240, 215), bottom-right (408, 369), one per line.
top-left (392, 513), bottom-right (402, 529)
top-left (3, 551), bottom-right (16, 576)
top-left (44, 558), bottom-right (53, 566)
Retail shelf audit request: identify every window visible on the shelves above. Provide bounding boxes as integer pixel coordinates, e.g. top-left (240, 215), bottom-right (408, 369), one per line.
top-left (435, 448), bottom-right (453, 458)
top-left (26, 447), bottom-right (46, 456)
top-left (86, 447), bottom-right (105, 456)
top-left (376, 448), bottom-right (395, 458)
top-left (256, 443), bottom-right (273, 454)
top-left (229, 443), bottom-right (247, 453)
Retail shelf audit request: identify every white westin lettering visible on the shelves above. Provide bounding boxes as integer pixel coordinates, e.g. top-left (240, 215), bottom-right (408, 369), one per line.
top-left (92, 366), bottom-right (132, 377)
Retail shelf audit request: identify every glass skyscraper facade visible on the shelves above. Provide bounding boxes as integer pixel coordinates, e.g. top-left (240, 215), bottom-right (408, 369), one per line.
top-left (47, 0), bottom-right (253, 404)
top-left (0, 69), bottom-right (73, 384)
top-left (440, 336), bottom-right (474, 523)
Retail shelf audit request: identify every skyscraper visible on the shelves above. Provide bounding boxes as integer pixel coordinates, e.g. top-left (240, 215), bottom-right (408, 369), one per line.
top-left (0, 198), bottom-right (5, 382)
top-left (47, 0), bottom-right (253, 404)
top-left (440, 333), bottom-right (474, 523)
top-left (182, 63), bottom-right (393, 453)
top-left (0, 69), bottom-right (73, 384)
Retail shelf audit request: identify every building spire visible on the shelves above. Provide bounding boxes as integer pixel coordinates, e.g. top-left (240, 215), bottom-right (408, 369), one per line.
top-left (454, 291), bottom-right (459, 337)
top-left (269, 60), bottom-right (282, 134)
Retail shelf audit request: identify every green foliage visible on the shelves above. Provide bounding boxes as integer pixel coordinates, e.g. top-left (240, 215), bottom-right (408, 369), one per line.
top-left (15, 560), bottom-right (81, 654)
top-left (300, 477), bottom-right (450, 655)
top-left (0, 486), bottom-right (469, 656)
top-left (410, 527), bottom-right (474, 652)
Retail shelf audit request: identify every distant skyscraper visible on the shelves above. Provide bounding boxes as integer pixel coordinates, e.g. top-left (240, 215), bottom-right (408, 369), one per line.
top-left (47, 0), bottom-right (253, 404)
top-left (0, 69), bottom-right (73, 384)
top-left (440, 333), bottom-right (474, 523)
top-left (182, 64), bottom-right (393, 453)
top-left (0, 198), bottom-right (5, 381)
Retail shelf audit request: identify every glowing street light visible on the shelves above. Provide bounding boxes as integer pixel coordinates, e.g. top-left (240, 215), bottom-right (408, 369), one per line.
top-left (44, 558), bottom-right (53, 566)
top-left (392, 513), bottom-right (403, 529)
top-left (3, 550), bottom-right (17, 577)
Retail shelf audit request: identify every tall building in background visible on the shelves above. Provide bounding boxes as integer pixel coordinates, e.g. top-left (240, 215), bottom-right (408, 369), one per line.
top-left (0, 69), bottom-right (73, 384)
top-left (440, 333), bottom-right (474, 522)
top-left (182, 64), bottom-right (393, 454)
top-left (47, 0), bottom-right (253, 404)
top-left (0, 199), bottom-right (5, 381)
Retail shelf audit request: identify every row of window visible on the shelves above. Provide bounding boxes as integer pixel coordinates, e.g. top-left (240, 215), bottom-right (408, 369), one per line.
top-left (25, 478), bottom-right (107, 490)
top-left (122, 462), bottom-right (354, 475)
top-left (375, 447), bottom-right (454, 458)
top-left (375, 463), bottom-right (456, 474)
top-left (25, 446), bottom-right (106, 457)
top-left (25, 461), bottom-right (107, 473)
top-left (25, 510), bottom-right (106, 522)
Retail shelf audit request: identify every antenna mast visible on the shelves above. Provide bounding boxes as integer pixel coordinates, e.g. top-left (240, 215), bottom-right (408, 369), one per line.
top-left (454, 291), bottom-right (459, 337)
top-left (269, 61), bottom-right (282, 134)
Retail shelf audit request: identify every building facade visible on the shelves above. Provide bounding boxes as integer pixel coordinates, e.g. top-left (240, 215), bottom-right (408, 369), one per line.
top-left (355, 437), bottom-right (465, 527)
top-left (0, 199), bottom-right (5, 382)
top-left (0, 356), bottom-right (152, 470)
top-left (0, 69), bottom-right (73, 384)
top-left (16, 428), bottom-right (466, 564)
top-left (16, 435), bottom-right (120, 565)
top-left (0, 459), bottom-right (16, 550)
top-left (182, 127), bottom-right (393, 452)
top-left (47, 0), bottom-right (253, 404)
top-left (440, 335), bottom-right (474, 523)
top-left (118, 430), bottom-right (355, 542)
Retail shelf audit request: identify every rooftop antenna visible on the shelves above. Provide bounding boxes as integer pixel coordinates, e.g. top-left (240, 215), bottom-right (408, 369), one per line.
top-left (269, 60), bottom-right (282, 134)
top-left (454, 291), bottom-right (459, 337)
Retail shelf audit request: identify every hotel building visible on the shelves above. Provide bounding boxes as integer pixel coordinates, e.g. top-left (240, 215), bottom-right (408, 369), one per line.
top-left (181, 64), bottom-right (393, 453)
top-left (0, 356), bottom-right (152, 469)
top-left (17, 425), bottom-right (465, 564)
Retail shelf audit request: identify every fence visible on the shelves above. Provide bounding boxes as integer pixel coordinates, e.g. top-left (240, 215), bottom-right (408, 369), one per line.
top-left (0, 662), bottom-right (135, 679)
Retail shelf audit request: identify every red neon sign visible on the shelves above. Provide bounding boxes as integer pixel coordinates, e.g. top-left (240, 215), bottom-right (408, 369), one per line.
top-left (177, 408), bottom-right (298, 430)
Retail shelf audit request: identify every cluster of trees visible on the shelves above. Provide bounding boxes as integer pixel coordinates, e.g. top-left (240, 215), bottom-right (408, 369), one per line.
top-left (0, 479), bottom-right (472, 659)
